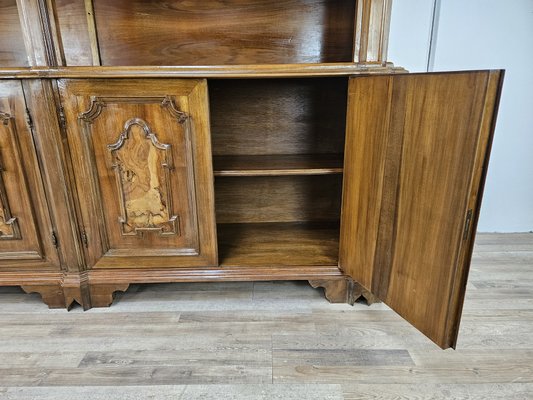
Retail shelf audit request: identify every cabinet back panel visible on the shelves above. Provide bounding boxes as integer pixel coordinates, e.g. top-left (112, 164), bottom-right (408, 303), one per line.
top-left (210, 78), bottom-right (347, 156)
top-left (93, 0), bottom-right (355, 66)
top-left (215, 175), bottom-right (342, 223)
top-left (0, 0), bottom-right (28, 66)
top-left (54, 0), bottom-right (93, 66)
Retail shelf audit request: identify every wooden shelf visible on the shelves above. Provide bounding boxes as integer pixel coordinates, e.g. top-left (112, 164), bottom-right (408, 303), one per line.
top-left (213, 154), bottom-right (344, 177)
top-left (217, 222), bottom-right (340, 267)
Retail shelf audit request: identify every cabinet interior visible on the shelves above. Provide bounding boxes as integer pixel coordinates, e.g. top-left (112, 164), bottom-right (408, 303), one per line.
top-left (85, 0), bottom-right (357, 66)
top-left (209, 78), bottom-right (347, 267)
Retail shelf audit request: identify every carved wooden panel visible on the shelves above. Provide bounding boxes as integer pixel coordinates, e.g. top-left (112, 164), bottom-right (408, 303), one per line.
top-left (108, 117), bottom-right (179, 237)
top-left (59, 79), bottom-right (217, 269)
top-left (0, 112), bottom-right (21, 239)
top-left (0, 80), bottom-right (59, 268)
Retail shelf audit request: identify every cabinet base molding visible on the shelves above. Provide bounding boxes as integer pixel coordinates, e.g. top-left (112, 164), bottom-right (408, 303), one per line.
top-left (309, 278), bottom-right (380, 305)
top-left (88, 283), bottom-right (131, 308)
top-left (20, 284), bottom-right (66, 309)
top-left (62, 272), bottom-right (92, 310)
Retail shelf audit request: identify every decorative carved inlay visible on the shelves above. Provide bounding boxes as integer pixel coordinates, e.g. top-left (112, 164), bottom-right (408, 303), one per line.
top-left (108, 118), bottom-right (179, 237)
top-left (79, 97), bottom-right (106, 123)
top-left (0, 112), bottom-right (21, 240)
top-left (0, 112), bottom-right (11, 125)
top-left (161, 96), bottom-right (189, 124)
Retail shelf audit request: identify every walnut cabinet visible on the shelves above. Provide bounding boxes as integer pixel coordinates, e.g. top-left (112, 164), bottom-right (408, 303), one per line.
top-left (0, 0), bottom-right (503, 349)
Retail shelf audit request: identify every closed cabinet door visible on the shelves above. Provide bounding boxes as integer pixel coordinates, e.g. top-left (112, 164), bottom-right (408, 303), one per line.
top-left (0, 80), bottom-right (59, 269)
top-left (340, 71), bottom-right (504, 348)
top-left (59, 79), bottom-right (217, 269)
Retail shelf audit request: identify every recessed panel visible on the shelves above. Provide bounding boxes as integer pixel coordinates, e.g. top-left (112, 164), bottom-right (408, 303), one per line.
top-left (94, 0), bottom-right (356, 65)
top-left (0, 0), bottom-right (28, 66)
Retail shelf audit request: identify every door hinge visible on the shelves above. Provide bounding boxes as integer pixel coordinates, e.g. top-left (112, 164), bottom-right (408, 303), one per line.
top-left (58, 105), bottom-right (66, 130)
top-left (81, 230), bottom-right (88, 248)
top-left (25, 108), bottom-right (33, 130)
top-left (51, 231), bottom-right (59, 248)
top-left (462, 209), bottom-right (473, 240)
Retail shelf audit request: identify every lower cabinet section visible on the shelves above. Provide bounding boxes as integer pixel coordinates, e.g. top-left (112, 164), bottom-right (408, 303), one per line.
top-left (0, 70), bottom-right (503, 349)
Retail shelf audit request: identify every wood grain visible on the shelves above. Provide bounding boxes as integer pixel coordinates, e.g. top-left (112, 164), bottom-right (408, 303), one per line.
top-left (340, 71), bottom-right (504, 349)
top-left (217, 222), bottom-right (339, 267)
top-left (0, 0), bottom-right (28, 66)
top-left (0, 63), bottom-right (407, 79)
top-left (0, 80), bottom-right (59, 269)
top-left (209, 78), bottom-right (347, 156)
top-left (59, 78), bottom-right (217, 269)
top-left (215, 175), bottom-right (342, 224)
top-left (93, 0), bottom-right (356, 66)
top-left (53, 0), bottom-right (93, 65)
top-left (213, 154), bottom-right (343, 177)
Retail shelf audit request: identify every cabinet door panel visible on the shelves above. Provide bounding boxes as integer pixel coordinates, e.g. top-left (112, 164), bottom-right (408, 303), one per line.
top-left (340, 71), bottom-right (503, 348)
top-left (0, 80), bottom-right (59, 268)
top-left (59, 79), bottom-right (217, 269)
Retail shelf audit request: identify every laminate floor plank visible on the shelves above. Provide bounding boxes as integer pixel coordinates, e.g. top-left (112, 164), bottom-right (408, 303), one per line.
top-left (0, 233), bottom-right (531, 399)
top-left (342, 383), bottom-right (533, 400)
top-left (0, 384), bottom-right (345, 400)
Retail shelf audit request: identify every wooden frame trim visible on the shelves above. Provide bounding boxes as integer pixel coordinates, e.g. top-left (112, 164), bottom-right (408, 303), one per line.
top-left (83, 0), bottom-right (101, 65)
top-left (16, 0), bottom-right (62, 66)
top-left (87, 265), bottom-right (344, 284)
top-left (353, 0), bottom-right (392, 65)
top-left (0, 63), bottom-right (406, 79)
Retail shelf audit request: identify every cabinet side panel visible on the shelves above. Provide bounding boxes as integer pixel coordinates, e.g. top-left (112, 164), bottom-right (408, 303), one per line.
top-left (339, 76), bottom-right (392, 288)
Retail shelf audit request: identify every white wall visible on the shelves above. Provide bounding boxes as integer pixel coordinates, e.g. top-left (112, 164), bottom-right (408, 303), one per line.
top-left (388, 0), bottom-right (533, 232)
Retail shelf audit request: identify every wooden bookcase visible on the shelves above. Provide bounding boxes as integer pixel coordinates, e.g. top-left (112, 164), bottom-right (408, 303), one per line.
top-left (0, 0), bottom-right (503, 349)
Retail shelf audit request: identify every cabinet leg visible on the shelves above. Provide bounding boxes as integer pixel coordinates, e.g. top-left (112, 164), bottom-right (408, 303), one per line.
top-left (88, 283), bottom-right (130, 308)
top-left (309, 278), bottom-right (381, 306)
top-left (20, 284), bottom-right (67, 309)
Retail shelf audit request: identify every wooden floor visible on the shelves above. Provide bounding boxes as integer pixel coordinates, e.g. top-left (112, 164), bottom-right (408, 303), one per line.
top-left (0, 233), bottom-right (532, 399)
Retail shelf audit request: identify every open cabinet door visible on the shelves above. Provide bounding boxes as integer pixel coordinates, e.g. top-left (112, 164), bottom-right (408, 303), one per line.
top-left (339, 71), bottom-right (504, 348)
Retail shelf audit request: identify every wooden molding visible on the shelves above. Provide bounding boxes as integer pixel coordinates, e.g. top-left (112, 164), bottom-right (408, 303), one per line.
top-left (88, 282), bottom-right (130, 307)
top-left (161, 96), bottom-right (189, 123)
top-left (353, 0), bottom-right (392, 64)
top-left (0, 64), bottom-right (407, 79)
top-left (78, 96), bottom-right (105, 123)
top-left (21, 283), bottom-right (66, 308)
top-left (309, 278), bottom-right (381, 305)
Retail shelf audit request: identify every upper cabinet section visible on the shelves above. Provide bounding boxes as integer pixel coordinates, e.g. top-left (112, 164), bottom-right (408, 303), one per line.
top-left (93, 0), bottom-right (356, 65)
top-left (1, 0), bottom-right (392, 68)
top-left (0, 0), bottom-right (28, 66)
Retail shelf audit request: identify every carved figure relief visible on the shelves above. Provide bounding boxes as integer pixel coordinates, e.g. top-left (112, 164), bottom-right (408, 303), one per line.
top-left (0, 112), bottom-right (21, 239)
top-left (108, 118), bottom-right (179, 237)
